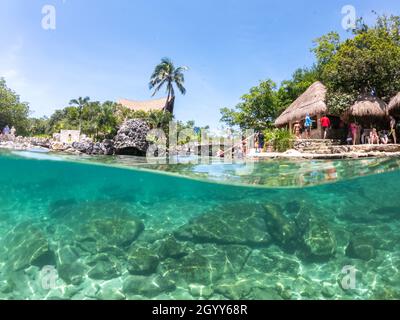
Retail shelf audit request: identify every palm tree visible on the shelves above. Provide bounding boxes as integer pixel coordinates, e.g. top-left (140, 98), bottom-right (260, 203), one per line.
top-left (69, 96), bottom-right (90, 131)
top-left (96, 101), bottom-right (117, 139)
top-left (149, 58), bottom-right (188, 114)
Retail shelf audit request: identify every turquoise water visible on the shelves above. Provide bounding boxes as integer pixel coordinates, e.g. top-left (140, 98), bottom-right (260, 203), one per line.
top-left (0, 150), bottom-right (400, 300)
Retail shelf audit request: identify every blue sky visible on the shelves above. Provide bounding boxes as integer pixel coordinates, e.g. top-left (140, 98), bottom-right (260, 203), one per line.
top-left (0, 0), bottom-right (399, 128)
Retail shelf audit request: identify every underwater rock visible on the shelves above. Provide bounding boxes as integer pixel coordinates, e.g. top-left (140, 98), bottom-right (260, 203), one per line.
top-left (189, 284), bottom-right (214, 299)
top-left (2, 223), bottom-right (54, 271)
top-left (87, 254), bottom-right (121, 280)
top-left (55, 245), bottom-right (81, 266)
top-left (321, 282), bottom-right (336, 299)
top-left (55, 245), bottom-right (88, 285)
top-left (156, 236), bottom-right (187, 259)
top-left (264, 204), bottom-right (299, 248)
top-left (250, 287), bottom-right (283, 300)
top-left (160, 252), bottom-right (217, 286)
top-left (370, 206), bottom-right (400, 219)
top-left (126, 246), bottom-right (159, 275)
top-left (372, 287), bottom-right (400, 300)
top-left (47, 199), bottom-right (78, 219)
top-left (78, 216), bottom-right (144, 249)
top-left (58, 262), bottom-right (87, 285)
top-left (0, 279), bottom-right (16, 294)
top-left (302, 218), bottom-right (337, 259)
top-left (123, 274), bottom-right (176, 298)
top-left (295, 211), bottom-right (336, 260)
top-left (114, 119), bottom-right (150, 156)
top-left (346, 235), bottom-right (376, 261)
top-left (159, 243), bottom-right (252, 287)
top-left (95, 278), bottom-right (125, 300)
top-left (174, 204), bottom-right (270, 246)
top-left (196, 244), bottom-right (252, 275)
top-left (214, 279), bottom-right (253, 300)
top-left (243, 248), bottom-right (300, 275)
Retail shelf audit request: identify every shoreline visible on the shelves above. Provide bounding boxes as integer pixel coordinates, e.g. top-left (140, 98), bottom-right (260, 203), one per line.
top-left (3, 139), bottom-right (400, 160)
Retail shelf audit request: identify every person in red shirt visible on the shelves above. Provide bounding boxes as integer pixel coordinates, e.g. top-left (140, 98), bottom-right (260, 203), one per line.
top-left (320, 115), bottom-right (331, 139)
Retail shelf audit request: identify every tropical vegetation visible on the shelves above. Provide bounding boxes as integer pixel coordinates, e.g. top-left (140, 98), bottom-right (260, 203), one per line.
top-left (263, 128), bottom-right (295, 153)
top-left (149, 58), bottom-right (188, 114)
top-left (0, 79), bottom-right (30, 136)
top-left (220, 13), bottom-right (400, 129)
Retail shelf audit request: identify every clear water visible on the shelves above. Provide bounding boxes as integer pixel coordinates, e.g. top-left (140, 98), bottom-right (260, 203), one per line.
top-left (0, 149), bottom-right (400, 300)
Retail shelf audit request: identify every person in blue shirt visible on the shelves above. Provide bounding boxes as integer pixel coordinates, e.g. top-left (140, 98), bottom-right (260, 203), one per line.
top-left (2, 125), bottom-right (10, 135)
top-left (304, 114), bottom-right (313, 139)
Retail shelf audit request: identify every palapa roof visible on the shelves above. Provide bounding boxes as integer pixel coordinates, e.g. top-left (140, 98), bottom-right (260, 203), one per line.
top-left (388, 92), bottom-right (400, 113)
top-left (117, 97), bottom-right (171, 112)
top-left (343, 95), bottom-right (387, 119)
top-left (275, 81), bottom-right (327, 127)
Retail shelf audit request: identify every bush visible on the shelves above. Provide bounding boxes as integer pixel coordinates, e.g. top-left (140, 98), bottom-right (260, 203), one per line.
top-left (263, 128), bottom-right (294, 152)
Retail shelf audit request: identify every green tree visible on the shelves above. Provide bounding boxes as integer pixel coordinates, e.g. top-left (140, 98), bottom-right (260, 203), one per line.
top-left (149, 58), bottom-right (188, 114)
top-left (0, 78), bottom-right (30, 136)
top-left (321, 28), bottom-right (400, 101)
top-left (95, 101), bottom-right (118, 139)
top-left (28, 117), bottom-right (49, 136)
top-left (311, 13), bottom-right (400, 114)
top-left (312, 32), bottom-right (341, 69)
top-left (220, 80), bottom-right (279, 130)
top-left (69, 96), bottom-right (90, 131)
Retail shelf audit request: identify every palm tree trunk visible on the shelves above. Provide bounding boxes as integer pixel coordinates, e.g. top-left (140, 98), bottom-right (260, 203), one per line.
top-left (164, 89), bottom-right (171, 115)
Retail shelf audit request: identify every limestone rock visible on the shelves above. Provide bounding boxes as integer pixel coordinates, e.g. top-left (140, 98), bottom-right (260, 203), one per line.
top-left (346, 235), bottom-right (376, 261)
top-left (123, 274), bottom-right (175, 298)
top-left (264, 203), bottom-right (299, 248)
top-left (78, 216), bottom-right (144, 249)
top-left (114, 119), bottom-right (150, 156)
top-left (2, 223), bottom-right (54, 271)
top-left (174, 204), bottom-right (270, 246)
top-left (55, 244), bottom-right (88, 285)
top-left (156, 236), bottom-right (187, 259)
top-left (302, 216), bottom-right (337, 259)
top-left (126, 246), bottom-right (159, 275)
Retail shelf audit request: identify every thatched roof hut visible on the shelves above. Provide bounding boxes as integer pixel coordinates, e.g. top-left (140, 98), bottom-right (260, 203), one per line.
top-left (117, 97), bottom-right (174, 113)
top-left (343, 95), bottom-right (387, 120)
top-left (388, 93), bottom-right (400, 114)
top-left (275, 81), bottom-right (327, 127)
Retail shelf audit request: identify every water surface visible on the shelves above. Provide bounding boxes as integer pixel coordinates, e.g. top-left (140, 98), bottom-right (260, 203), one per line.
top-left (0, 149), bottom-right (399, 300)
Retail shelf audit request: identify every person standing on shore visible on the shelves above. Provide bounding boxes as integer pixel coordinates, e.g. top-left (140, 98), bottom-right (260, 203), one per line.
top-left (304, 114), bottom-right (313, 139)
top-left (320, 115), bottom-right (331, 140)
top-left (2, 125), bottom-right (10, 136)
top-left (258, 132), bottom-right (265, 153)
top-left (349, 122), bottom-right (358, 145)
top-left (293, 122), bottom-right (302, 140)
top-left (390, 116), bottom-right (397, 144)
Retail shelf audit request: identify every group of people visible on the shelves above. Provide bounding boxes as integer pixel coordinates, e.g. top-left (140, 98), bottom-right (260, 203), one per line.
top-left (347, 116), bottom-right (397, 146)
top-left (293, 114), bottom-right (331, 140)
top-left (0, 125), bottom-right (16, 138)
top-left (292, 113), bottom-right (398, 146)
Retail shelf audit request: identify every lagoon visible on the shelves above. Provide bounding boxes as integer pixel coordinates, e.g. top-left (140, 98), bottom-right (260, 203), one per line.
top-left (0, 149), bottom-right (400, 300)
